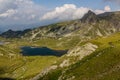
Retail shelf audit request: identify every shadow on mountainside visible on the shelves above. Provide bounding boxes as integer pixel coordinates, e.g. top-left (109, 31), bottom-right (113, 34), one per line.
top-left (0, 78), bottom-right (15, 80)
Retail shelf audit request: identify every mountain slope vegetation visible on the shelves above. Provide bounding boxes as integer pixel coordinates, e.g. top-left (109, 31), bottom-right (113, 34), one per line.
top-left (0, 11), bottom-right (120, 80)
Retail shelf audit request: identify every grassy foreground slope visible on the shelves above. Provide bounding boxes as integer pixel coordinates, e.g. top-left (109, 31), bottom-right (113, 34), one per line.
top-left (0, 39), bottom-right (58, 79)
top-left (38, 32), bottom-right (120, 80)
top-left (70, 33), bottom-right (120, 80)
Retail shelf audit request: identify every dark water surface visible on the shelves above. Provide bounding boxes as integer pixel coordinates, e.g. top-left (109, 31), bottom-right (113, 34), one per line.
top-left (0, 41), bottom-right (5, 45)
top-left (21, 46), bottom-right (68, 57)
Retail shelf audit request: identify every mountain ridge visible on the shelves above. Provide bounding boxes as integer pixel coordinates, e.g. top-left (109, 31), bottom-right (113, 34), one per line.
top-left (0, 10), bottom-right (120, 39)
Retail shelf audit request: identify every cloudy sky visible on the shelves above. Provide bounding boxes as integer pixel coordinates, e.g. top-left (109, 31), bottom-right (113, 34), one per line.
top-left (0, 0), bottom-right (119, 31)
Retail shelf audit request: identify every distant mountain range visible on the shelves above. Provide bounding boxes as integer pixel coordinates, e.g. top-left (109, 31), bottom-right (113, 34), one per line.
top-left (1, 10), bottom-right (120, 40)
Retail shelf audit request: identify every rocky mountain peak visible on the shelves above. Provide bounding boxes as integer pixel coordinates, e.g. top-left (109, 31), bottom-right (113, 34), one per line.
top-left (81, 10), bottom-right (98, 23)
top-left (7, 29), bottom-right (14, 32)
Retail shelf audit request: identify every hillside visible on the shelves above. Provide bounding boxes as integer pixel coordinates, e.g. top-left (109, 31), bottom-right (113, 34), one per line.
top-left (0, 10), bottom-right (120, 80)
top-left (34, 32), bottom-right (120, 80)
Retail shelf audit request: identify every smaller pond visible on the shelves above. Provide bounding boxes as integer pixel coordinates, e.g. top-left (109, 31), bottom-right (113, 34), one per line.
top-left (0, 41), bottom-right (5, 45)
top-left (21, 46), bottom-right (68, 57)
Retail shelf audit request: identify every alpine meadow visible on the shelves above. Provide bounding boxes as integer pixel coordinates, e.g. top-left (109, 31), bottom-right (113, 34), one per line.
top-left (0, 0), bottom-right (120, 80)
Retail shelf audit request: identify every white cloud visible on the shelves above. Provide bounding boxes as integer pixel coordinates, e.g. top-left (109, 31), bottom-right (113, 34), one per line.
top-left (40, 4), bottom-right (90, 21)
top-left (0, 1), bottom-right (113, 31)
top-left (40, 4), bottom-right (112, 22)
top-left (0, 9), bottom-right (17, 17)
top-left (95, 5), bottom-right (111, 14)
top-left (104, 5), bottom-right (111, 11)
top-left (94, 9), bottom-right (105, 14)
top-left (0, 0), bottom-right (45, 24)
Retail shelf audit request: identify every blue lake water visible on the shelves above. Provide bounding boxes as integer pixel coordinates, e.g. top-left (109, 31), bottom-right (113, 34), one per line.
top-left (21, 46), bottom-right (68, 57)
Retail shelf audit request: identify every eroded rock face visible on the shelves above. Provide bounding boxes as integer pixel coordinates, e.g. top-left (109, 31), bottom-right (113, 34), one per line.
top-left (67, 43), bottom-right (98, 57)
top-left (59, 43), bottom-right (98, 68)
top-left (59, 59), bottom-right (70, 68)
top-left (57, 43), bottom-right (98, 80)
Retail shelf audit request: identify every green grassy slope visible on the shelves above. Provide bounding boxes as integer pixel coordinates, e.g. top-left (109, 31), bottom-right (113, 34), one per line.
top-left (0, 11), bottom-right (120, 80)
top-left (39, 32), bottom-right (120, 80)
top-left (70, 33), bottom-right (120, 80)
top-left (0, 38), bottom-right (58, 79)
top-left (1, 32), bottom-right (120, 80)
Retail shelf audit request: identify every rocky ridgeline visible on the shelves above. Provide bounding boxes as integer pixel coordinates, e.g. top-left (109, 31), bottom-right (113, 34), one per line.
top-left (0, 11), bottom-right (120, 40)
